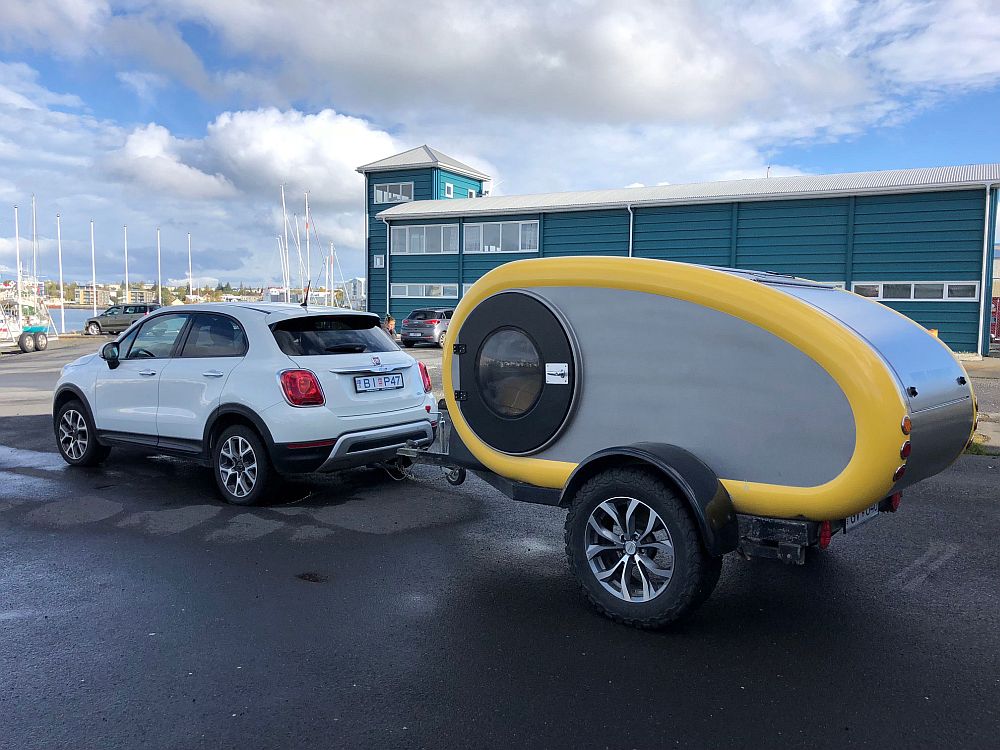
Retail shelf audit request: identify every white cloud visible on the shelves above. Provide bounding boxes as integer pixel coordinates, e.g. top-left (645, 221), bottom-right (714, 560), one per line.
top-left (116, 70), bottom-right (168, 105)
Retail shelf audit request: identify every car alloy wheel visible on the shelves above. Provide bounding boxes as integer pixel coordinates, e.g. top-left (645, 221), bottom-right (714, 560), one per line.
top-left (87, 322), bottom-right (100, 335)
top-left (58, 409), bottom-right (89, 461)
top-left (584, 495), bottom-right (675, 602)
top-left (219, 435), bottom-right (258, 499)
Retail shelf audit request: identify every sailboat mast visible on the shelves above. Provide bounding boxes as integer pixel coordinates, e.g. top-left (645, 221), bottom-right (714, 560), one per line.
top-left (187, 232), bottom-right (193, 299)
top-left (90, 220), bottom-right (97, 316)
top-left (123, 225), bottom-right (129, 304)
top-left (14, 205), bottom-right (22, 328)
top-left (56, 213), bottom-right (65, 334)
top-left (280, 184), bottom-right (290, 303)
top-left (156, 227), bottom-right (162, 304)
top-left (304, 192), bottom-right (311, 293)
top-left (31, 194), bottom-right (37, 280)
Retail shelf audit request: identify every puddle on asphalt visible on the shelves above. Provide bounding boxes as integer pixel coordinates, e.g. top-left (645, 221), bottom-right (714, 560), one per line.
top-left (0, 444), bottom-right (69, 472)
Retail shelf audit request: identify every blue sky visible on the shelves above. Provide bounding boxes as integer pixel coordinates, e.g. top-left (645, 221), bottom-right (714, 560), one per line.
top-left (0, 0), bottom-right (998, 287)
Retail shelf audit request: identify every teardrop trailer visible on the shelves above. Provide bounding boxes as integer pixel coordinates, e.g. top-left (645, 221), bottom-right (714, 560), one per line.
top-left (399, 257), bottom-right (978, 628)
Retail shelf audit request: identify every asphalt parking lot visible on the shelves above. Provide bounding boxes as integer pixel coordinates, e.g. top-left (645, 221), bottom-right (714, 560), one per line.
top-left (2, 339), bottom-right (999, 749)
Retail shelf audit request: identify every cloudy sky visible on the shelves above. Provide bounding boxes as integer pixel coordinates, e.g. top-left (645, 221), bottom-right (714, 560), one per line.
top-left (0, 0), bottom-right (998, 289)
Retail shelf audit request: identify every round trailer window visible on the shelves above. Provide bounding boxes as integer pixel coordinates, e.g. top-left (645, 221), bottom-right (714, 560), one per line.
top-left (476, 327), bottom-right (543, 418)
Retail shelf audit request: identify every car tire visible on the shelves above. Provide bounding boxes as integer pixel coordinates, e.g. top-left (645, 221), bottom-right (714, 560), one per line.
top-left (55, 399), bottom-right (111, 467)
top-left (213, 424), bottom-right (275, 506)
top-left (17, 333), bottom-right (36, 353)
top-left (437, 332), bottom-right (446, 347)
top-left (564, 467), bottom-right (722, 629)
top-left (33, 332), bottom-right (48, 351)
top-left (86, 322), bottom-right (101, 336)
top-left (403, 341), bottom-right (415, 348)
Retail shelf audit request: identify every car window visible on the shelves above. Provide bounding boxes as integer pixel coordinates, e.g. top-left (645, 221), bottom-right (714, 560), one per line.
top-left (126, 314), bottom-right (189, 359)
top-left (116, 326), bottom-right (140, 355)
top-left (181, 314), bottom-right (248, 358)
top-left (103, 307), bottom-right (122, 317)
top-left (408, 309), bottom-right (436, 320)
top-left (124, 306), bottom-right (140, 315)
top-left (444, 310), bottom-right (453, 319)
top-left (271, 315), bottom-right (398, 355)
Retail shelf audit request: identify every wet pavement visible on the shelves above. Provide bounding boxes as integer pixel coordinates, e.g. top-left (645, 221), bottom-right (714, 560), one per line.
top-left (2, 341), bottom-right (1000, 749)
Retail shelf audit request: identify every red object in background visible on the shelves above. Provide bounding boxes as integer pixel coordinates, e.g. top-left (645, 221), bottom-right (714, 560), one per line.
top-left (991, 296), bottom-right (998, 341)
top-left (819, 521), bottom-right (832, 549)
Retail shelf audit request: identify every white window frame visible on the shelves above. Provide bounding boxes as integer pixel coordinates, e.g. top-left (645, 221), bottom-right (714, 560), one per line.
top-left (467, 188), bottom-right (476, 198)
top-left (851, 280), bottom-right (980, 302)
top-left (463, 221), bottom-right (540, 253)
top-left (390, 282), bottom-right (459, 299)
top-left (444, 182), bottom-right (454, 198)
top-left (463, 282), bottom-right (475, 295)
top-left (389, 223), bottom-right (460, 254)
top-left (373, 181), bottom-right (414, 204)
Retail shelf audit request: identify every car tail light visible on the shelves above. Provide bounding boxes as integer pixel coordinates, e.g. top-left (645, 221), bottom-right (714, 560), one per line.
top-left (889, 492), bottom-right (902, 512)
top-left (819, 521), bottom-right (831, 550)
top-left (280, 369), bottom-right (325, 406)
top-left (426, 319), bottom-right (440, 325)
top-left (402, 319), bottom-right (410, 326)
top-left (900, 441), bottom-right (911, 459)
top-left (418, 361), bottom-right (433, 393)
top-left (893, 464), bottom-right (906, 483)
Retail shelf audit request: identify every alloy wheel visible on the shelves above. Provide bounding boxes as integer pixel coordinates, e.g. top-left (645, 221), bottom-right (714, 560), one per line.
top-left (58, 409), bottom-right (89, 461)
top-left (584, 496), bottom-right (675, 602)
top-left (219, 435), bottom-right (258, 498)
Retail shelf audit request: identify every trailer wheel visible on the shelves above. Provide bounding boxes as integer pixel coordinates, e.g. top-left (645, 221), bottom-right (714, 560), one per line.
top-left (564, 467), bottom-right (722, 628)
top-left (33, 332), bottom-right (48, 351)
top-left (17, 333), bottom-right (36, 353)
top-left (443, 466), bottom-right (466, 485)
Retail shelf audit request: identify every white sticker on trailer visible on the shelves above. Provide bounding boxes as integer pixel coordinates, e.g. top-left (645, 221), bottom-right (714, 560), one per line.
top-left (545, 363), bottom-right (569, 384)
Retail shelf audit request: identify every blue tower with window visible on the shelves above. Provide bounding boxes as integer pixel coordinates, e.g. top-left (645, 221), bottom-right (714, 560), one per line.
top-left (356, 146), bottom-right (490, 320)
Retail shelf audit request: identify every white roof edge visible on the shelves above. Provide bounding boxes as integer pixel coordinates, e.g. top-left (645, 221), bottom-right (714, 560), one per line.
top-left (376, 164), bottom-right (1000, 220)
top-left (357, 162), bottom-right (491, 180)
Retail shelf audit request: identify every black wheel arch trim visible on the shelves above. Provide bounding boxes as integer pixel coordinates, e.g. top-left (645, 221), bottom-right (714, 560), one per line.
top-left (203, 404), bottom-right (277, 457)
top-left (560, 442), bottom-right (739, 557)
top-left (53, 385), bottom-right (98, 436)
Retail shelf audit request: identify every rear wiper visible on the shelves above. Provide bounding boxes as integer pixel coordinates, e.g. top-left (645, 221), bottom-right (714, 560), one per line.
top-left (325, 344), bottom-right (367, 353)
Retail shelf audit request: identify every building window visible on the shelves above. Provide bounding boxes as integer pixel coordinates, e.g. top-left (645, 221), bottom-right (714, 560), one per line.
top-left (390, 283), bottom-right (459, 298)
top-left (373, 255), bottom-right (385, 269)
top-left (373, 182), bottom-right (414, 204)
top-left (468, 189), bottom-right (476, 198)
top-left (851, 281), bottom-right (980, 302)
top-left (445, 183), bottom-right (454, 198)
top-left (463, 282), bottom-right (475, 294)
top-left (464, 221), bottom-right (540, 253)
top-left (389, 224), bottom-right (460, 254)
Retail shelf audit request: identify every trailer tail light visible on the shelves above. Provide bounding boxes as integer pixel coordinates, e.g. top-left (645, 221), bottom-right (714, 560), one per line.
top-left (901, 415), bottom-right (911, 435)
top-left (892, 464), bottom-right (906, 483)
top-left (900, 441), bottom-right (911, 459)
top-left (889, 492), bottom-right (902, 512)
top-left (418, 361), bottom-right (433, 393)
top-left (819, 521), bottom-right (832, 550)
top-left (280, 369), bottom-right (325, 406)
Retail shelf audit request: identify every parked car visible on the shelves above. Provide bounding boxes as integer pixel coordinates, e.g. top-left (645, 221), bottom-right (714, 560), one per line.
top-left (85, 303), bottom-right (160, 335)
top-left (400, 308), bottom-right (454, 347)
top-left (53, 303), bottom-right (437, 505)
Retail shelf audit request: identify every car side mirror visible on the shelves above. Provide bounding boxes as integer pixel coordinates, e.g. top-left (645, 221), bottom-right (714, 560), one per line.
top-left (100, 342), bottom-right (120, 369)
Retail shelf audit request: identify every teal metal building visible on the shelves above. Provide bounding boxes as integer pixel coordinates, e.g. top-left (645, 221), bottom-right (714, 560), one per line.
top-left (358, 147), bottom-right (999, 355)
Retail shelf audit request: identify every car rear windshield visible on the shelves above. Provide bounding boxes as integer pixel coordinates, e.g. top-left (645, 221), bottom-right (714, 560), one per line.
top-left (408, 309), bottom-right (443, 320)
top-left (271, 315), bottom-right (398, 355)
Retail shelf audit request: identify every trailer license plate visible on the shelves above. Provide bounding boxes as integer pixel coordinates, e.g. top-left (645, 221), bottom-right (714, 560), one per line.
top-left (845, 503), bottom-right (879, 532)
top-left (355, 373), bottom-right (404, 392)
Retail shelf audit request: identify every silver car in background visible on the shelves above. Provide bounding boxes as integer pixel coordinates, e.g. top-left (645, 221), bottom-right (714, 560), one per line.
top-left (400, 308), bottom-right (454, 348)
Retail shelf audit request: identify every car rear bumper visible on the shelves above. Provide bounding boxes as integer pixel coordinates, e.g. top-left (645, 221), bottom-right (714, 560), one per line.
top-left (400, 329), bottom-right (438, 340)
top-left (271, 419), bottom-right (435, 473)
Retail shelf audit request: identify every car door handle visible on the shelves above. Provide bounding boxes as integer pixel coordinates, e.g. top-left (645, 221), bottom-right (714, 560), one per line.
top-left (139, 369), bottom-right (157, 377)
top-left (202, 370), bottom-right (225, 378)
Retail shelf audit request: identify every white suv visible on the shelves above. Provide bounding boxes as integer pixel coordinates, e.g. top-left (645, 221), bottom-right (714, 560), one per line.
top-left (53, 303), bottom-right (437, 504)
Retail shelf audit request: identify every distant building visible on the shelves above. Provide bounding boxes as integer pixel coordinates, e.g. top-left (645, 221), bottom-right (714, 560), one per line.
top-left (76, 285), bottom-right (111, 307)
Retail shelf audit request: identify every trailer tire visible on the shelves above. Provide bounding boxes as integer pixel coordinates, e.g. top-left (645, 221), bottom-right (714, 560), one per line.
top-left (564, 467), bottom-right (721, 628)
top-left (17, 333), bottom-right (36, 353)
top-left (33, 332), bottom-right (48, 351)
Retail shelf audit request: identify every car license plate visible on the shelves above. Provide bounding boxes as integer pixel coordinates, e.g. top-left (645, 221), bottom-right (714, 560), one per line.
top-left (405, 332), bottom-right (421, 337)
top-left (845, 503), bottom-right (880, 532)
top-left (354, 373), bottom-right (404, 393)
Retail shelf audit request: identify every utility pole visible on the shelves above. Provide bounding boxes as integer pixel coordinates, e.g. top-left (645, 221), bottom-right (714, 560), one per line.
top-left (156, 227), bottom-right (162, 304)
top-left (90, 220), bottom-right (97, 316)
top-left (14, 205), bottom-right (22, 328)
top-left (123, 224), bottom-right (129, 304)
top-left (56, 213), bottom-right (65, 334)
top-left (187, 232), bottom-right (193, 299)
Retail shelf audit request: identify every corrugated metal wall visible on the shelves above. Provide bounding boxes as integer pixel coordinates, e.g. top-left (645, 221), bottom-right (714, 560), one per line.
top-left (437, 169), bottom-right (482, 199)
top-left (373, 186), bottom-right (990, 352)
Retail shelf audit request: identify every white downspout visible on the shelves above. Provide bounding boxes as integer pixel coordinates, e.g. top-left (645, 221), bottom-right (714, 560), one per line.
top-left (977, 183), bottom-right (998, 356)
top-left (382, 218), bottom-right (391, 318)
top-left (627, 204), bottom-right (634, 257)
